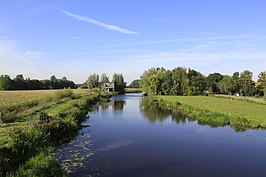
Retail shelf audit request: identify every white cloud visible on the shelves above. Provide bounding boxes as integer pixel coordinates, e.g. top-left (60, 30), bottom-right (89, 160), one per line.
top-left (0, 38), bottom-right (50, 79)
top-left (58, 9), bottom-right (138, 35)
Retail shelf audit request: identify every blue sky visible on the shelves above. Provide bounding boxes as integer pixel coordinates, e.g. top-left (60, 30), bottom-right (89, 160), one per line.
top-left (0, 0), bottom-right (266, 83)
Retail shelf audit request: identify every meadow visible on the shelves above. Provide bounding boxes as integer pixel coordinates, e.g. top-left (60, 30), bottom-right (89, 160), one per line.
top-left (157, 95), bottom-right (266, 129)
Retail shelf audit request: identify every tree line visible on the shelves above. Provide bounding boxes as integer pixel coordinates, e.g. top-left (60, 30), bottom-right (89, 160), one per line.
top-left (140, 67), bottom-right (266, 97)
top-left (0, 74), bottom-right (76, 90)
top-left (82, 73), bottom-right (126, 93)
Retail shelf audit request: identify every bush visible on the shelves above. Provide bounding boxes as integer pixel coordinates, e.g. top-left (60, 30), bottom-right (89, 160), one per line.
top-left (8, 127), bottom-right (48, 165)
top-left (8, 152), bottom-right (66, 177)
top-left (1, 111), bottom-right (18, 123)
top-left (37, 118), bottom-right (78, 145)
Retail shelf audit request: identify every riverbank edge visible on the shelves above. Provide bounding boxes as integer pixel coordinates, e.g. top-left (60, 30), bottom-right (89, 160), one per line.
top-left (0, 90), bottom-right (113, 176)
top-left (156, 97), bottom-right (266, 131)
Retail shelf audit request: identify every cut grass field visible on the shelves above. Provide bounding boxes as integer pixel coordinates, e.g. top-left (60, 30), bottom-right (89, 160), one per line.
top-left (157, 95), bottom-right (266, 129)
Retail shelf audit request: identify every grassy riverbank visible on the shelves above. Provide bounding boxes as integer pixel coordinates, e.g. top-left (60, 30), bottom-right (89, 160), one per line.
top-left (0, 89), bottom-right (112, 176)
top-left (157, 96), bottom-right (266, 130)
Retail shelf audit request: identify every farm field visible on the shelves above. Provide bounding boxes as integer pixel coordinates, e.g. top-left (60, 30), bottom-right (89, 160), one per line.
top-left (0, 89), bottom-right (90, 106)
top-left (158, 96), bottom-right (266, 127)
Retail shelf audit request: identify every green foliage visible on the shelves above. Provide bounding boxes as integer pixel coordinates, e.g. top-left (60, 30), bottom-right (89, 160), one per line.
top-left (100, 73), bottom-right (109, 82)
top-left (206, 73), bottom-right (223, 93)
top-left (140, 67), bottom-right (206, 96)
top-left (0, 111), bottom-right (19, 123)
top-left (8, 152), bottom-right (66, 177)
top-left (37, 118), bottom-right (78, 146)
top-left (0, 75), bottom-right (12, 90)
top-left (128, 79), bottom-right (141, 88)
top-left (0, 126), bottom-right (49, 175)
top-left (84, 73), bottom-right (99, 89)
top-left (112, 73), bottom-right (126, 93)
top-left (239, 70), bottom-right (256, 96)
top-left (0, 74), bottom-right (76, 90)
top-left (171, 67), bottom-right (188, 95)
top-left (218, 75), bottom-right (234, 94)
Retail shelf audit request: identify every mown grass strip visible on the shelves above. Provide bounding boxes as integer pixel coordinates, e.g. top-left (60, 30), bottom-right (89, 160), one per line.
top-left (157, 96), bottom-right (266, 130)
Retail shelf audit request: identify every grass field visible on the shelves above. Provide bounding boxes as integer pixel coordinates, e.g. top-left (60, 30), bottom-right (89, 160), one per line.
top-left (158, 96), bottom-right (266, 128)
top-left (213, 94), bottom-right (266, 104)
top-left (0, 89), bottom-right (90, 106)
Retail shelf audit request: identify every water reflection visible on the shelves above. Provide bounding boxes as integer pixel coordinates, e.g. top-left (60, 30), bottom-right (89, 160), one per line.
top-left (56, 94), bottom-right (266, 177)
top-left (112, 101), bottom-right (126, 111)
top-left (91, 100), bottom-right (126, 113)
top-left (140, 97), bottom-right (189, 124)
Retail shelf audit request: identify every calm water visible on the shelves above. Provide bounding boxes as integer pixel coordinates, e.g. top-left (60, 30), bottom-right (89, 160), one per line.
top-left (55, 94), bottom-right (266, 177)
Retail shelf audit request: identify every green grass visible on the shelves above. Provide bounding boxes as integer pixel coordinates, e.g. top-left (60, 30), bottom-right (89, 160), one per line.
top-left (157, 96), bottom-right (266, 128)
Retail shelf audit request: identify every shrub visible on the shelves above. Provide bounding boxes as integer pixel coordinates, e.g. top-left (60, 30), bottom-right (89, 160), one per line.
top-left (8, 152), bottom-right (66, 177)
top-left (37, 118), bottom-right (78, 145)
top-left (1, 111), bottom-right (18, 123)
top-left (7, 127), bottom-right (48, 166)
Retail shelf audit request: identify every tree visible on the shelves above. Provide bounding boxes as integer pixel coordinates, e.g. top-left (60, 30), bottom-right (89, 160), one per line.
top-left (257, 71), bottom-right (266, 96)
top-left (171, 67), bottom-right (188, 95)
top-left (218, 75), bottom-right (234, 94)
top-left (239, 70), bottom-right (256, 96)
top-left (0, 75), bottom-right (12, 90)
top-left (50, 75), bottom-right (59, 89)
top-left (206, 73), bottom-right (223, 93)
top-left (140, 68), bottom-right (158, 94)
top-left (85, 73), bottom-right (99, 89)
top-left (187, 68), bottom-right (206, 95)
top-left (128, 79), bottom-right (141, 88)
top-left (231, 72), bottom-right (240, 94)
top-left (100, 73), bottom-right (109, 82)
top-left (112, 73), bottom-right (126, 93)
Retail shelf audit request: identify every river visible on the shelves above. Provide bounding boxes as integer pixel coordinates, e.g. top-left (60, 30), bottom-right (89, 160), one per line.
top-left (54, 93), bottom-right (266, 177)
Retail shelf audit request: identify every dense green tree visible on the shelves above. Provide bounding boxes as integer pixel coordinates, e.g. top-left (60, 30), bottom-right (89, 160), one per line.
top-left (112, 73), bottom-right (126, 93)
top-left (257, 71), bottom-right (266, 96)
top-left (206, 73), bottom-right (224, 93)
top-left (140, 67), bottom-right (206, 96)
top-left (187, 68), bottom-right (206, 95)
top-left (0, 74), bottom-right (75, 90)
top-left (140, 67), bottom-right (158, 94)
top-left (128, 79), bottom-right (141, 88)
top-left (161, 70), bottom-right (172, 95)
top-left (218, 75), bottom-right (234, 94)
top-left (147, 68), bottom-right (170, 95)
top-left (85, 73), bottom-right (99, 89)
top-left (171, 67), bottom-right (188, 95)
top-left (239, 70), bottom-right (256, 96)
top-left (100, 73), bottom-right (109, 82)
top-left (0, 75), bottom-right (12, 90)
top-left (231, 72), bottom-right (240, 94)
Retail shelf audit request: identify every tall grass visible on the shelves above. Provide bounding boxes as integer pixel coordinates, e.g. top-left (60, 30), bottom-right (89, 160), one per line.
top-left (7, 152), bottom-right (66, 177)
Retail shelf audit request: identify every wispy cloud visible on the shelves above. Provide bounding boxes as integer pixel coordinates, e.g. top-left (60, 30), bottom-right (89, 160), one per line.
top-left (58, 9), bottom-right (138, 35)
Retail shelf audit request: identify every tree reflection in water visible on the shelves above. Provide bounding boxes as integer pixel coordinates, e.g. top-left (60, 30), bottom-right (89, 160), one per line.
top-left (112, 101), bottom-right (126, 111)
top-left (140, 97), bottom-right (190, 124)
